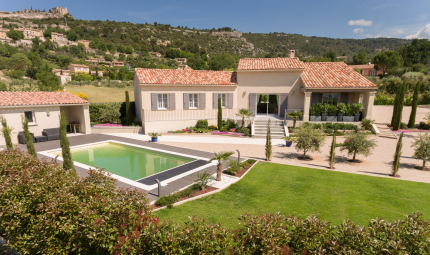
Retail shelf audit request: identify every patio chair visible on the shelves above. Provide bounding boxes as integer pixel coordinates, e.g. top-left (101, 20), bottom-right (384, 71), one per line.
top-left (17, 131), bottom-right (35, 144)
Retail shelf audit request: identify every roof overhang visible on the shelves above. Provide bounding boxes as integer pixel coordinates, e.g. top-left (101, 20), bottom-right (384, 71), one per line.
top-left (301, 87), bottom-right (377, 93)
top-left (139, 83), bottom-right (237, 87)
top-left (0, 103), bottom-right (90, 109)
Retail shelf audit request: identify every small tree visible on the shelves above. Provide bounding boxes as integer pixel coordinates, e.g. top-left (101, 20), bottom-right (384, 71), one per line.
top-left (265, 119), bottom-right (272, 161)
top-left (295, 125), bottom-right (326, 159)
top-left (340, 133), bottom-right (377, 162)
top-left (329, 132), bottom-right (336, 169)
top-left (408, 82), bottom-right (420, 128)
top-left (59, 112), bottom-right (75, 171)
top-left (217, 96), bottom-right (222, 129)
top-left (287, 110), bottom-right (302, 128)
top-left (125, 91), bottom-right (133, 126)
top-left (391, 82), bottom-right (406, 130)
top-left (208, 151), bottom-right (234, 181)
top-left (392, 132), bottom-right (403, 177)
top-left (21, 115), bottom-right (37, 157)
top-left (0, 116), bottom-right (13, 150)
top-left (412, 132), bottom-right (430, 169)
top-left (236, 108), bottom-right (252, 129)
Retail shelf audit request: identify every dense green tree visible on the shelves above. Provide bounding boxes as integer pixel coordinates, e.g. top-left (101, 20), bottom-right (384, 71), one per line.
top-left (340, 133), bottom-right (377, 162)
top-left (323, 51), bottom-right (337, 62)
top-left (399, 39), bottom-right (430, 66)
top-left (36, 71), bottom-right (60, 91)
top-left (391, 82), bottom-right (406, 130)
top-left (98, 41), bottom-right (107, 51)
top-left (295, 125), bottom-right (326, 159)
top-left (9, 53), bottom-right (31, 70)
top-left (6, 29), bottom-right (24, 40)
top-left (408, 82), bottom-right (420, 128)
top-left (125, 45), bottom-right (134, 54)
top-left (59, 112), bottom-right (75, 171)
top-left (21, 115), bottom-right (37, 157)
top-left (352, 50), bottom-right (368, 65)
top-left (67, 31), bottom-right (77, 41)
top-left (373, 51), bottom-right (403, 74)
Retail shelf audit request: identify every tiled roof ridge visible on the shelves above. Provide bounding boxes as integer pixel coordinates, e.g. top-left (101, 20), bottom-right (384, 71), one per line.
top-left (0, 91), bottom-right (89, 107)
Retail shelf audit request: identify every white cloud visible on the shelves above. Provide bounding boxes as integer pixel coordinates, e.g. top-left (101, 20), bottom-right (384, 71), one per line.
top-left (348, 19), bottom-right (373, 27)
top-left (396, 30), bottom-right (403, 34)
top-left (405, 23), bottom-right (430, 39)
top-left (353, 28), bottom-right (364, 34)
top-left (366, 34), bottom-right (382, 38)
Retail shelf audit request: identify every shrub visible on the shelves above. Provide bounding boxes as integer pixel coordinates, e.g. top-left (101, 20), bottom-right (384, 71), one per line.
top-left (337, 102), bottom-right (347, 114)
top-left (99, 103), bottom-right (121, 123)
top-left (194, 171), bottom-right (211, 190)
top-left (402, 71), bottom-right (426, 82)
top-left (196, 119), bottom-right (208, 129)
top-left (0, 115), bottom-right (13, 149)
top-left (400, 122), bottom-right (407, 129)
top-left (412, 132), bottom-right (430, 169)
top-left (226, 159), bottom-right (241, 175)
top-left (242, 127), bottom-right (250, 136)
top-left (208, 125), bottom-right (218, 130)
top-left (361, 119), bottom-right (374, 130)
top-left (327, 104), bottom-right (338, 116)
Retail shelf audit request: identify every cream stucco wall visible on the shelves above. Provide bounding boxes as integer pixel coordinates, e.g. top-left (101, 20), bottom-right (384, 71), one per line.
top-left (0, 106), bottom-right (60, 146)
top-left (60, 105), bottom-right (91, 134)
top-left (236, 70), bottom-right (304, 112)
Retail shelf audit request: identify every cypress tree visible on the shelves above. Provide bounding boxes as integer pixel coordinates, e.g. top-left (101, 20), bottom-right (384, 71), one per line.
top-left (391, 84), bottom-right (401, 127)
top-left (265, 119), bottom-right (272, 161)
top-left (329, 132), bottom-right (336, 169)
top-left (125, 91), bottom-right (133, 125)
top-left (22, 115), bottom-right (37, 157)
top-left (391, 132), bottom-right (403, 177)
top-left (59, 112), bottom-right (75, 171)
top-left (392, 82), bottom-right (406, 130)
top-left (408, 82), bottom-right (420, 128)
top-left (217, 96), bottom-right (222, 130)
top-left (0, 116), bottom-right (13, 150)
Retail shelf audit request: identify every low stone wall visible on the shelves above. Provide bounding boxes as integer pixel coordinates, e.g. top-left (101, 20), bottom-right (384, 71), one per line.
top-left (91, 126), bottom-right (142, 134)
top-left (372, 105), bottom-right (430, 124)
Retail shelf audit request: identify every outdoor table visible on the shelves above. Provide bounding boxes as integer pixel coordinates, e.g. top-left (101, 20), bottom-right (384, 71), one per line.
top-left (68, 123), bottom-right (81, 133)
top-left (35, 136), bottom-right (48, 143)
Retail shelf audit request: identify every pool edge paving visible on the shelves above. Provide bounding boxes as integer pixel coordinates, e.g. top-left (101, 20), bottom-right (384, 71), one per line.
top-left (20, 134), bottom-right (220, 202)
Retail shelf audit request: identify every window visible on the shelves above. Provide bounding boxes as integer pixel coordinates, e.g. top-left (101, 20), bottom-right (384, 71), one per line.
top-left (322, 93), bottom-right (339, 104)
top-left (221, 94), bottom-right (227, 108)
top-left (189, 93), bottom-right (199, 109)
top-left (24, 111), bottom-right (35, 124)
top-left (158, 94), bottom-right (168, 109)
top-left (370, 70), bottom-right (375, 76)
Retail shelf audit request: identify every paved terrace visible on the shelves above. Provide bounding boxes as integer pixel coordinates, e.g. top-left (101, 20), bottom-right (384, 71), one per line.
top-left (17, 134), bottom-right (222, 202)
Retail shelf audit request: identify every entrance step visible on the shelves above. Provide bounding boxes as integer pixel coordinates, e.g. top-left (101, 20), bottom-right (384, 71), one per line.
top-left (375, 124), bottom-right (397, 139)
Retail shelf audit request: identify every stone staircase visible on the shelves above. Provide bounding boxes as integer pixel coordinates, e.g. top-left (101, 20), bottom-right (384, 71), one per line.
top-left (375, 123), bottom-right (397, 139)
top-left (253, 119), bottom-right (285, 139)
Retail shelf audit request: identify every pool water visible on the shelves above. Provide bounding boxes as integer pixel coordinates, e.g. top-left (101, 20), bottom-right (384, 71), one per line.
top-left (53, 142), bottom-right (193, 180)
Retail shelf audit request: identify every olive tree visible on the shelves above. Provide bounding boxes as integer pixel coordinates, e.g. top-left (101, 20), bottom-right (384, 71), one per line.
top-left (412, 132), bottom-right (430, 169)
top-left (340, 133), bottom-right (377, 162)
top-left (295, 125), bottom-right (326, 159)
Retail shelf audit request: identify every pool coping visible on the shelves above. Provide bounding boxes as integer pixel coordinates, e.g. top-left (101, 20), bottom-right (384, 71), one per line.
top-left (38, 140), bottom-right (217, 191)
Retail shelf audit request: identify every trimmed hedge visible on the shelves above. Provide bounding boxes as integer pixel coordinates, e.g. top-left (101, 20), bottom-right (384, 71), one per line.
top-left (1, 150), bottom-right (430, 254)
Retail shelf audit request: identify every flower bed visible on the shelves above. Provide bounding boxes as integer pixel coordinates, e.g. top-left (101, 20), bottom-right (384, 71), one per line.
top-left (211, 131), bottom-right (244, 136)
top-left (152, 185), bottom-right (218, 210)
top-left (94, 123), bottom-right (123, 127)
top-left (224, 159), bottom-right (257, 177)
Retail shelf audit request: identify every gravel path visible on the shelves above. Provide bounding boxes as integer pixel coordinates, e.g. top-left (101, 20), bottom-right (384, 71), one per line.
top-left (160, 133), bottom-right (430, 184)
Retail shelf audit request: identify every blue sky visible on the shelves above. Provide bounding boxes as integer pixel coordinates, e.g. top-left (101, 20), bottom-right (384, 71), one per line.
top-left (3, 0), bottom-right (430, 39)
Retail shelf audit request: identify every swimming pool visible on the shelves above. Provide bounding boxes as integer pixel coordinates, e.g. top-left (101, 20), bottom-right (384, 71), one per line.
top-left (41, 140), bottom-right (213, 190)
top-left (52, 142), bottom-right (194, 181)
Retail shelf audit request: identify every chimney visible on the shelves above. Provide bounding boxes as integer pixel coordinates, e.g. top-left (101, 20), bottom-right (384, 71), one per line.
top-left (289, 50), bottom-right (295, 58)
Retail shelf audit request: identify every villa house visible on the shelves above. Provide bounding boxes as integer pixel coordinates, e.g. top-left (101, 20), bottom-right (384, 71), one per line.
top-left (67, 64), bottom-right (89, 73)
top-left (149, 52), bottom-right (163, 58)
top-left (0, 28), bottom-right (9, 39)
top-left (174, 58), bottom-right (187, 64)
top-left (0, 92), bottom-right (91, 147)
top-left (349, 63), bottom-right (383, 76)
top-left (112, 61), bottom-right (125, 67)
top-left (134, 51), bottom-right (377, 134)
top-left (51, 32), bottom-right (67, 43)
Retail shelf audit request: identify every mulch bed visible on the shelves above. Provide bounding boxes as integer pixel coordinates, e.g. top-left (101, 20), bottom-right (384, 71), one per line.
top-left (414, 166), bottom-right (430, 171)
top-left (223, 160), bottom-right (257, 178)
top-left (151, 186), bottom-right (218, 210)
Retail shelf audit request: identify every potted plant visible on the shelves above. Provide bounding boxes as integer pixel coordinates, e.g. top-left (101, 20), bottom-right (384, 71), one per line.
top-left (260, 94), bottom-right (269, 103)
top-left (310, 103), bottom-right (322, 121)
top-left (343, 104), bottom-right (354, 122)
top-left (327, 104), bottom-right (338, 122)
top-left (321, 104), bottom-right (329, 121)
top-left (337, 102), bottom-right (347, 121)
top-left (352, 103), bottom-right (363, 122)
top-left (148, 132), bottom-right (161, 142)
top-left (281, 136), bottom-right (296, 147)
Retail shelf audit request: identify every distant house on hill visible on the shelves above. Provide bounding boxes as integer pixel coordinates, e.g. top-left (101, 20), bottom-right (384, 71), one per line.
top-left (349, 63), bottom-right (383, 76)
top-left (67, 64), bottom-right (89, 73)
top-left (149, 52), bottom-right (162, 58)
top-left (336, 56), bottom-right (348, 62)
top-left (77, 40), bottom-right (90, 49)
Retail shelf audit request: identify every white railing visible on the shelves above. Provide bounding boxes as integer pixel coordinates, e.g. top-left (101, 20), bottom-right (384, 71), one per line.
top-left (143, 108), bottom-right (238, 122)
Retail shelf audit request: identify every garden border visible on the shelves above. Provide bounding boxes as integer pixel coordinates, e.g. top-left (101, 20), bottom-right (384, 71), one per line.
top-left (152, 159), bottom-right (259, 210)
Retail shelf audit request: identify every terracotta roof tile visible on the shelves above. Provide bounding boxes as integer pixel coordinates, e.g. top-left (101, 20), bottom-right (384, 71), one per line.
top-left (237, 57), bottom-right (305, 71)
top-left (135, 68), bottom-right (237, 85)
top-left (0, 92), bottom-right (89, 107)
top-left (301, 62), bottom-right (377, 88)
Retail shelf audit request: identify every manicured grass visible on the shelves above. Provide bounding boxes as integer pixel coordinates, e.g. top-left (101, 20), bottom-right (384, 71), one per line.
top-left (155, 162), bottom-right (430, 229)
top-left (65, 85), bottom-right (134, 103)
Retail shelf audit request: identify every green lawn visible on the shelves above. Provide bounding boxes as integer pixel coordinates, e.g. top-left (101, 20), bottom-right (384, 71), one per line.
top-left (155, 162), bottom-right (430, 229)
